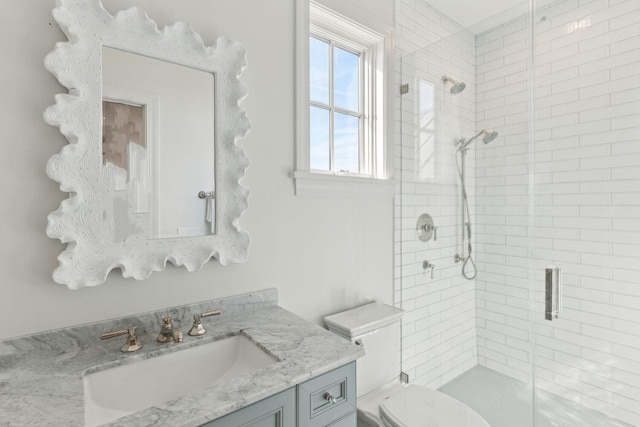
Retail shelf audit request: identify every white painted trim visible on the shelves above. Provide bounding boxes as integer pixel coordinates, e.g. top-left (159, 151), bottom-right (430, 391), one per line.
top-left (295, 0), bottom-right (311, 172)
top-left (311, 2), bottom-right (384, 46)
top-left (294, 171), bottom-right (395, 198)
top-left (295, 0), bottom-right (394, 197)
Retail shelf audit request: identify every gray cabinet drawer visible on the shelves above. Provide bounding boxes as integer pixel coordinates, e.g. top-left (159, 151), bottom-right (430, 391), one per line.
top-left (202, 387), bottom-right (296, 427)
top-left (326, 411), bottom-right (356, 427)
top-left (297, 362), bottom-right (356, 427)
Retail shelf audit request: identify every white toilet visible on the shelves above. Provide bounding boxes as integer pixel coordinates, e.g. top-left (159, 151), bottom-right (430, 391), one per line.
top-left (324, 302), bottom-right (490, 427)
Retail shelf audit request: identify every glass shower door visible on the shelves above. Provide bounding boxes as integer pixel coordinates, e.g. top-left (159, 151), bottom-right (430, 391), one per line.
top-left (530, 0), bottom-right (640, 425)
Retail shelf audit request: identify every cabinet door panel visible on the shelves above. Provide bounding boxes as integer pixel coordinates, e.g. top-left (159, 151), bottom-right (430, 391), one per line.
top-left (326, 411), bottom-right (357, 427)
top-left (202, 388), bottom-right (295, 427)
top-left (298, 362), bottom-right (356, 427)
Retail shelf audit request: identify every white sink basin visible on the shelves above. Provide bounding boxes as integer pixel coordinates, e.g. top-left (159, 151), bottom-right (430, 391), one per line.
top-left (84, 333), bottom-right (277, 426)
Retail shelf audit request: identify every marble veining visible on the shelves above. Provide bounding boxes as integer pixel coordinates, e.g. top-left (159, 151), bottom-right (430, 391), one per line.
top-left (0, 289), bottom-right (363, 426)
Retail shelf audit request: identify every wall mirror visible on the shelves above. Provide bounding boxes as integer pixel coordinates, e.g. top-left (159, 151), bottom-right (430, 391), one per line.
top-left (44, 0), bottom-right (250, 288)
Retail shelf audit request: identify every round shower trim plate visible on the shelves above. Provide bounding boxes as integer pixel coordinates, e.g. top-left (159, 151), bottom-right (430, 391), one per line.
top-left (416, 213), bottom-right (436, 242)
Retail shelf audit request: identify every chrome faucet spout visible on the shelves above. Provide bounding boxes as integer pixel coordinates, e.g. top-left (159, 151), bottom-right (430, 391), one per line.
top-left (157, 317), bottom-right (183, 343)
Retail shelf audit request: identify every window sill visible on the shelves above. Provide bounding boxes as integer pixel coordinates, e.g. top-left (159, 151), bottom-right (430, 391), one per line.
top-left (293, 171), bottom-right (395, 198)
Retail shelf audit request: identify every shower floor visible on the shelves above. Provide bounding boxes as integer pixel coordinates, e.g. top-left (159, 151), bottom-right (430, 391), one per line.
top-left (438, 366), bottom-right (632, 427)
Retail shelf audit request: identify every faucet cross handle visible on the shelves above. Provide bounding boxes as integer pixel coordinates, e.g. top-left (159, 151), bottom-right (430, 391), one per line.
top-left (100, 326), bottom-right (142, 353)
top-left (189, 310), bottom-right (221, 336)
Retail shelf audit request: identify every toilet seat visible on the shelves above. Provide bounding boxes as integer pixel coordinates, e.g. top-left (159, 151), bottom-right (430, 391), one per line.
top-left (378, 384), bottom-right (490, 427)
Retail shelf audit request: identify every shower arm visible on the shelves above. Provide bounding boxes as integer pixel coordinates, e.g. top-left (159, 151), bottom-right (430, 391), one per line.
top-left (458, 130), bottom-right (485, 151)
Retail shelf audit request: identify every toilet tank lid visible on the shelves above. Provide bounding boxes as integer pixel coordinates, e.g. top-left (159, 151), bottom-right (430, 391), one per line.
top-left (324, 302), bottom-right (405, 339)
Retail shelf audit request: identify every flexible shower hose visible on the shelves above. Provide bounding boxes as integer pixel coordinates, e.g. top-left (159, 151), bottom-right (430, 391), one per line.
top-left (456, 149), bottom-right (477, 280)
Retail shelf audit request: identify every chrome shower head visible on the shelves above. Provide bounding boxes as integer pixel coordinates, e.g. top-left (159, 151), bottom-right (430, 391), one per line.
top-left (458, 129), bottom-right (499, 151)
top-left (482, 130), bottom-right (498, 144)
top-left (442, 75), bottom-right (466, 94)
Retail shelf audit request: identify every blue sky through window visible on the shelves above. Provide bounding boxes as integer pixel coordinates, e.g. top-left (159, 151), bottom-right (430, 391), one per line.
top-left (334, 112), bottom-right (358, 172)
top-left (310, 37), bottom-right (329, 104)
top-left (333, 47), bottom-right (359, 111)
top-left (309, 36), bottom-right (360, 173)
top-left (310, 106), bottom-right (330, 170)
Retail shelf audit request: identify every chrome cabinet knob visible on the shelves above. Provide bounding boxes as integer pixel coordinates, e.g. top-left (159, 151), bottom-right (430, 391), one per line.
top-left (324, 392), bottom-right (338, 404)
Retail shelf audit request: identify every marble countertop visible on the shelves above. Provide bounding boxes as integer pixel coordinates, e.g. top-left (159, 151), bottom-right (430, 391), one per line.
top-left (0, 290), bottom-right (364, 426)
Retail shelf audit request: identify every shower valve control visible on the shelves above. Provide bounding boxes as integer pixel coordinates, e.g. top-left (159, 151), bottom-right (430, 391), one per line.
top-left (423, 260), bottom-right (435, 279)
top-left (416, 213), bottom-right (437, 242)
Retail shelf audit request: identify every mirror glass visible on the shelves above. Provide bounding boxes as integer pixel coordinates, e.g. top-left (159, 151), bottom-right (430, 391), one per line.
top-left (44, 0), bottom-right (250, 288)
top-left (102, 47), bottom-right (216, 240)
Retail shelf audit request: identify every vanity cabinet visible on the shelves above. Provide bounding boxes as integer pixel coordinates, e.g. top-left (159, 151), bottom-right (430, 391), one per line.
top-left (203, 362), bottom-right (356, 427)
top-left (201, 388), bottom-right (296, 427)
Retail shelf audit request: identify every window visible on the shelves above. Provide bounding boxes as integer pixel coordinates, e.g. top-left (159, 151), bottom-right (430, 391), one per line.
top-left (309, 35), bottom-right (362, 173)
top-left (294, 1), bottom-right (393, 197)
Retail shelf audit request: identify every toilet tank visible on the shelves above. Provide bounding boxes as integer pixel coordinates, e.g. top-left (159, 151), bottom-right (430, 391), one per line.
top-left (324, 302), bottom-right (404, 397)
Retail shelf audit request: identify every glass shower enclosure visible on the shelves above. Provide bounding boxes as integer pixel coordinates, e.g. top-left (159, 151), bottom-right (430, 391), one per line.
top-left (396, 0), bottom-right (640, 425)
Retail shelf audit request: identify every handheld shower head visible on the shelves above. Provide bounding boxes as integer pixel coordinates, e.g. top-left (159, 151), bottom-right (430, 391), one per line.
top-left (442, 76), bottom-right (466, 94)
top-left (458, 130), bottom-right (499, 151)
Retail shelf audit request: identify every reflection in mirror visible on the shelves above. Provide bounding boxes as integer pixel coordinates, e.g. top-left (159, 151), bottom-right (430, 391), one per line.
top-left (102, 99), bottom-right (149, 242)
top-left (44, 0), bottom-right (250, 288)
top-left (102, 47), bottom-right (216, 240)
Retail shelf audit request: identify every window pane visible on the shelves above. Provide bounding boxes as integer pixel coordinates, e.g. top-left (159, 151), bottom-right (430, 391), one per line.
top-left (334, 112), bottom-right (359, 172)
top-left (418, 80), bottom-right (435, 132)
top-left (333, 47), bottom-right (359, 112)
top-left (310, 106), bottom-right (330, 170)
top-left (309, 37), bottom-right (329, 104)
top-left (417, 80), bottom-right (436, 180)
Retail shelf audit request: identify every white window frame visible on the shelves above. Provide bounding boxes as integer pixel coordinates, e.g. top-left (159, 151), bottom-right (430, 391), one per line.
top-left (295, 0), bottom-right (394, 197)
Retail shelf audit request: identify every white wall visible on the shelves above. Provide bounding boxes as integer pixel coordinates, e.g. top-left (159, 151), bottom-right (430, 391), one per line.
top-left (0, 0), bottom-right (394, 340)
top-left (475, 0), bottom-right (640, 424)
top-left (395, 0), bottom-right (478, 389)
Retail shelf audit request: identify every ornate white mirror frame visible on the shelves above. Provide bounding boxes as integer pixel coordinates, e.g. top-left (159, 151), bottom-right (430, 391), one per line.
top-left (44, 0), bottom-right (250, 289)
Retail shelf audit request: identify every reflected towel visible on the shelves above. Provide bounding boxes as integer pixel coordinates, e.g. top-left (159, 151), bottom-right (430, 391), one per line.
top-left (205, 194), bottom-right (215, 234)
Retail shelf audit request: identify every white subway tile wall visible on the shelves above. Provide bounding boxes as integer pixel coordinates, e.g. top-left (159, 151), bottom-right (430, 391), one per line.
top-left (396, 0), bottom-right (639, 423)
top-left (475, 0), bottom-right (640, 424)
top-left (395, 0), bottom-right (478, 389)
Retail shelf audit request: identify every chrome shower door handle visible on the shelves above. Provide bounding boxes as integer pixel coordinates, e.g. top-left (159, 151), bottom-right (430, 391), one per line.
top-left (545, 267), bottom-right (561, 321)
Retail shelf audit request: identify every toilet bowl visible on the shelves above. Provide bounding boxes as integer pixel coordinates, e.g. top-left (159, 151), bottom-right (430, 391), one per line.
top-left (324, 303), bottom-right (490, 427)
top-left (358, 382), bottom-right (490, 427)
